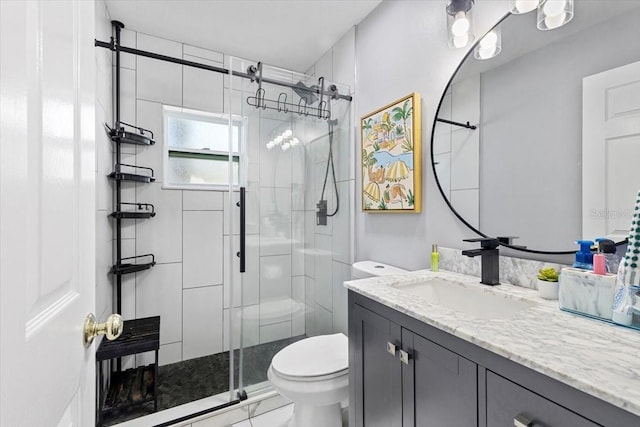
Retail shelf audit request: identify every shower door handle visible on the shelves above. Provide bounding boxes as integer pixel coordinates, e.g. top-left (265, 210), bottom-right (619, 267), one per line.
top-left (238, 186), bottom-right (246, 273)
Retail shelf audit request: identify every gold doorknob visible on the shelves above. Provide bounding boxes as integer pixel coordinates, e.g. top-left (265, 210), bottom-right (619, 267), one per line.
top-left (83, 313), bottom-right (123, 347)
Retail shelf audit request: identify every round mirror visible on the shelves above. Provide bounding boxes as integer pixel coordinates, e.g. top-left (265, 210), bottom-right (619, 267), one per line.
top-left (431, 2), bottom-right (640, 254)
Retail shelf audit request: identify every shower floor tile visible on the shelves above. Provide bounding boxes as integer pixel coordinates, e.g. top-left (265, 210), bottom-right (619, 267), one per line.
top-left (103, 335), bottom-right (304, 426)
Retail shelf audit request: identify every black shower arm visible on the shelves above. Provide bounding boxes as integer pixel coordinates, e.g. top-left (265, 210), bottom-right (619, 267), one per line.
top-left (94, 39), bottom-right (353, 102)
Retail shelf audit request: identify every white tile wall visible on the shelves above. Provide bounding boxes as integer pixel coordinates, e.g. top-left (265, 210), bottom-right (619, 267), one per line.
top-left (315, 304), bottom-right (333, 335)
top-left (136, 263), bottom-right (183, 344)
top-left (183, 190), bottom-right (223, 211)
top-left (183, 286), bottom-right (224, 360)
top-left (259, 255), bottom-right (292, 316)
top-left (291, 211), bottom-right (305, 276)
top-left (259, 188), bottom-right (292, 256)
top-left (120, 29), bottom-right (137, 70)
top-left (136, 183), bottom-right (183, 264)
top-left (136, 33), bottom-right (183, 105)
top-left (182, 55), bottom-right (224, 112)
top-left (292, 276), bottom-right (305, 336)
top-left (183, 211), bottom-right (223, 288)
top-left (332, 28), bottom-right (355, 93)
top-left (314, 234), bottom-right (333, 310)
top-left (223, 305), bottom-right (260, 351)
top-left (304, 211), bottom-right (316, 278)
top-left (260, 321), bottom-right (292, 344)
top-left (183, 44), bottom-right (223, 63)
top-left (304, 277), bottom-right (316, 336)
top-left (332, 180), bottom-right (351, 264)
top-left (314, 49), bottom-right (333, 82)
top-left (119, 67), bottom-right (136, 130)
top-left (223, 234), bottom-right (260, 308)
top-left (135, 100), bottom-right (164, 182)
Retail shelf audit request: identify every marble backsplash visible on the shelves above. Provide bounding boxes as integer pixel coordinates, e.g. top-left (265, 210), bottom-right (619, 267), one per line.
top-left (439, 247), bottom-right (568, 290)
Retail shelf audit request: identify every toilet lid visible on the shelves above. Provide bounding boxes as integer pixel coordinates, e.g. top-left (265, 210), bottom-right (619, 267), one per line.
top-left (271, 333), bottom-right (348, 378)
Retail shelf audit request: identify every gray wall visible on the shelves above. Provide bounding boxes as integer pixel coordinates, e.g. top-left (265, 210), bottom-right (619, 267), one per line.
top-left (480, 9), bottom-right (640, 251)
top-left (355, 0), bottom-right (510, 270)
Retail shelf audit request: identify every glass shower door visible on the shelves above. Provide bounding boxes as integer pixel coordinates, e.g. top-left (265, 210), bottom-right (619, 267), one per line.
top-left (227, 57), bottom-right (352, 398)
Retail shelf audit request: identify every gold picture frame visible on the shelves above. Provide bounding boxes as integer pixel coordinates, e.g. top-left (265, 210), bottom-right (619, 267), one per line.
top-left (361, 93), bottom-right (421, 212)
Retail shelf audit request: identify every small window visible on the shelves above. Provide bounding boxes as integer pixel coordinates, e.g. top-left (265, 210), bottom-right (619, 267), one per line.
top-left (163, 106), bottom-right (243, 189)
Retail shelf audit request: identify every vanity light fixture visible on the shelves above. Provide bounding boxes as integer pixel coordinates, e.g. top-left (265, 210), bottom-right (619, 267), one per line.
top-left (446, 0), bottom-right (475, 49)
top-left (509, 0), bottom-right (539, 14)
top-left (473, 29), bottom-right (501, 60)
top-left (537, 0), bottom-right (574, 30)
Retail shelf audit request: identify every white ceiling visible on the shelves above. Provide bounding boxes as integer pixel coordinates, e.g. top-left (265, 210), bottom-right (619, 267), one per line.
top-left (105, 0), bottom-right (382, 72)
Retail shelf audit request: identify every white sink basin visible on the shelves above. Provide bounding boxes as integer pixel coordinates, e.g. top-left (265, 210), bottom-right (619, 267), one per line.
top-left (391, 277), bottom-right (537, 320)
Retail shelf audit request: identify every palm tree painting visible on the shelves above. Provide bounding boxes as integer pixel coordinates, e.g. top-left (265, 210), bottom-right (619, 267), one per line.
top-left (360, 93), bottom-right (421, 213)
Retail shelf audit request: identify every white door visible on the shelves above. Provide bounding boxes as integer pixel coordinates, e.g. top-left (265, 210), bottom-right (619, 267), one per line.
top-left (0, 1), bottom-right (97, 426)
top-left (583, 61), bottom-right (640, 241)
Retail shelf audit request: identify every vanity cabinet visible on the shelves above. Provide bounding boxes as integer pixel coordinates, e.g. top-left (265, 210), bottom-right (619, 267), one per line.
top-left (349, 291), bottom-right (640, 427)
top-left (486, 371), bottom-right (598, 427)
top-left (350, 304), bottom-right (477, 427)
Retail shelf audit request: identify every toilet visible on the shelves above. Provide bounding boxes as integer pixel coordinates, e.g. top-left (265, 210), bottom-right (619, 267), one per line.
top-left (267, 260), bottom-right (408, 427)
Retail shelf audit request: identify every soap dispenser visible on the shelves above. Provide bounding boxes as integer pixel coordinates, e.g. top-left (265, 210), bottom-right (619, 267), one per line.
top-left (595, 238), bottom-right (620, 274)
top-left (431, 244), bottom-right (439, 272)
top-left (573, 240), bottom-right (594, 270)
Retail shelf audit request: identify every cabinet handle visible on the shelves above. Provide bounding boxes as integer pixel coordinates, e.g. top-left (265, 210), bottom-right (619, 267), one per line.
top-left (399, 349), bottom-right (412, 365)
top-left (386, 342), bottom-right (397, 356)
top-left (514, 414), bottom-right (533, 427)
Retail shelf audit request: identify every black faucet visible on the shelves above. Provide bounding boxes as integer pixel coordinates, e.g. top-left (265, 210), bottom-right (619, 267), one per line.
top-left (461, 238), bottom-right (500, 286)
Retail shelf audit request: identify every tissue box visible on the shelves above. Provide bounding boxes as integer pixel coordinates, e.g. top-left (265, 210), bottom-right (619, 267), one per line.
top-left (559, 267), bottom-right (617, 321)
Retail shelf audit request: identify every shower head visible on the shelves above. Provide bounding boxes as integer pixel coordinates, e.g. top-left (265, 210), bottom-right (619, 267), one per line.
top-left (293, 81), bottom-right (319, 105)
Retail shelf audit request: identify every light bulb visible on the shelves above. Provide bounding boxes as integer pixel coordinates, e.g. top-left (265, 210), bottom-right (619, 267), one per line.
top-left (543, 0), bottom-right (566, 17)
top-left (512, 0), bottom-right (538, 13)
top-left (453, 34), bottom-right (470, 48)
top-left (282, 129), bottom-right (292, 138)
top-left (290, 137), bottom-right (300, 146)
top-left (274, 135), bottom-right (283, 144)
top-left (451, 11), bottom-right (470, 36)
top-left (479, 31), bottom-right (497, 48)
top-left (544, 12), bottom-right (566, 29)
top-left (477, 46), bottom-right (497, 59)
top-left (266, 141), bottom-right (274, 150)
top-left (281, 142), bottom-right (291, 151)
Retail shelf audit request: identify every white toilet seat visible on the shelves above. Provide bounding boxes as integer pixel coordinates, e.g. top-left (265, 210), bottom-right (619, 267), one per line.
top-left (271, 333), bottom-right (348, 379)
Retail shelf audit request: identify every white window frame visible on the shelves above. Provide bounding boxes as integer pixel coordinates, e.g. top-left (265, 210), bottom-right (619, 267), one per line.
top-left (162, 105), bottom-right (244, 191)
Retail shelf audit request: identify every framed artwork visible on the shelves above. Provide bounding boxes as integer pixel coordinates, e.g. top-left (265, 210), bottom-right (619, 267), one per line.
top-left (361, 93), bottom-right (421, 212)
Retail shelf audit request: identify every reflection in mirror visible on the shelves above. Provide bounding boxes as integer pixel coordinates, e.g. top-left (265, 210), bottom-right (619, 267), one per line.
top-left (432, 1), bottom-right (640, 253)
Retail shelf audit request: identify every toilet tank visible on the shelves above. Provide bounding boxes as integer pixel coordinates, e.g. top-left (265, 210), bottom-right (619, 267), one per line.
top-left (351, 260), bottom-right (408, 279)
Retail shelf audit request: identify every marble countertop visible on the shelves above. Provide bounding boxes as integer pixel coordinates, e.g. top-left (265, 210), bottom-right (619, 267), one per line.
top-left (344, 269), bottom-right (640, 417)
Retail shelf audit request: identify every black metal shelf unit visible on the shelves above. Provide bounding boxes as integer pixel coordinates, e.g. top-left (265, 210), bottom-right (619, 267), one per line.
top-left (96, 316), bottom-right (160, 427)
top-left (97, 20), bottom-right (161, 427)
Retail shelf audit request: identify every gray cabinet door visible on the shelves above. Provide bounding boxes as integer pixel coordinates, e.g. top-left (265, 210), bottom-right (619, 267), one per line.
top-left (486, 371), bottom-right (600, 427)
top-left (351, 304), bottom-right (403, 427)
top-left (402, 329), bottom-right (478, 427)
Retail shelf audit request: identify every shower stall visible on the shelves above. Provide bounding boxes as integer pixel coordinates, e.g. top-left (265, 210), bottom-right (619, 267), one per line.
top-left (96, 22), bottom-right (353, 426)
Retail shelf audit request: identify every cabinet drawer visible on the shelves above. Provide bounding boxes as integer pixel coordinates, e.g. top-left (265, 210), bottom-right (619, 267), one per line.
top-left (486, 371), bottom-right (600, 427)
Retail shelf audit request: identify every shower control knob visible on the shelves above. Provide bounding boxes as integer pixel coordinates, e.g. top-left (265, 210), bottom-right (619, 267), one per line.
top-left (83, 313), bottom-right (123, 347)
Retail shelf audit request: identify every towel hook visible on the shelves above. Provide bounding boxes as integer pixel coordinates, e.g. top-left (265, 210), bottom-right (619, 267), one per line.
top-left (277, 92), bottom-right (288, 113)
